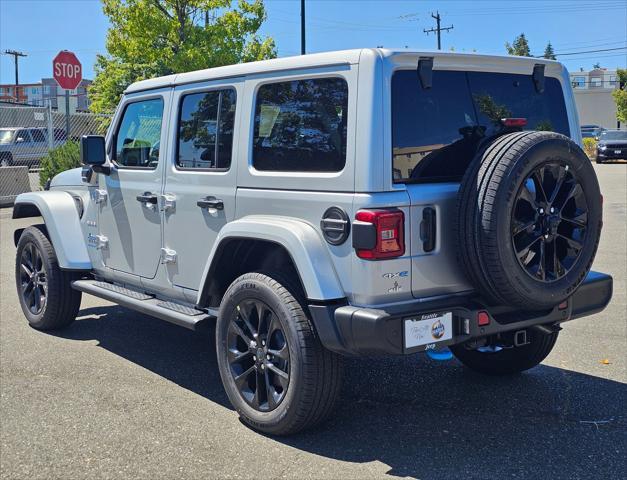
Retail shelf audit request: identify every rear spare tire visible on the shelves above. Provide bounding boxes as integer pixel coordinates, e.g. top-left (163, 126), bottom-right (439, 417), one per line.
top-left (457, 131), bottom-right (602, 310)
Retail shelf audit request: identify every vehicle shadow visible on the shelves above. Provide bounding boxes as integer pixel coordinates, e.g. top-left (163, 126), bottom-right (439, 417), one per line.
top-left (55, 306), bottom-right (626, 479)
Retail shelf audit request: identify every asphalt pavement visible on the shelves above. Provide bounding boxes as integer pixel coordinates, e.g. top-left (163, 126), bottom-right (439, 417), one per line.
top-left (1, 163), bottom-right (625, 479)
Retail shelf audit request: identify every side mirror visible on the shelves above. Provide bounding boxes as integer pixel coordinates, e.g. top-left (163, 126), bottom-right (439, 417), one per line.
top-left (80, 135), bottom-right (110, 175)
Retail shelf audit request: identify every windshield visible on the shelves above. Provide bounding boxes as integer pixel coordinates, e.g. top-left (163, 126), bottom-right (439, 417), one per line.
top-left (0, 129), bottom-right (15, 144)
top-left (599, 131), bottom-right (627, 141)
top-left (392, 70), bottom-right (570, 183)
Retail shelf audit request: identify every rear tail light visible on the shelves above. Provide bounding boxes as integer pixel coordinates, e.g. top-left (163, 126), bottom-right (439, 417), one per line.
top-left (354, 209), bottom-right (405, 260)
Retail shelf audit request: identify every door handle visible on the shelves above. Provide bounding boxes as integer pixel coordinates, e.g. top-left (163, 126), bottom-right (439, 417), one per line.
top-left (136, 192), bottom-right (158, 204)
top-left (197, 196), bottom-right (224, 210)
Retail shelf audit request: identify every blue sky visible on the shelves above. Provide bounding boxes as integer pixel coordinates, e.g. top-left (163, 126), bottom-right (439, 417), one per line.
top-left (1, 0), bottom-right (626, 85)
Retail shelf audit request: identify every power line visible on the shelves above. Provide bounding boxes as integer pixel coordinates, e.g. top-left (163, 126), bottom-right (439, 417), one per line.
top-left (3, 50), bottom-right (27, 86)
top-left (423, 11), bottom-right (453, 50)
top-left (554, 46), bottom-right (627, 57)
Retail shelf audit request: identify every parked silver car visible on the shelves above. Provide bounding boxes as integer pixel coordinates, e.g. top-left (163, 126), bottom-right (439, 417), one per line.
top-left (0, 127), bottom-right (66, 167)
top-left (12, 49), bottom-right (612, 435)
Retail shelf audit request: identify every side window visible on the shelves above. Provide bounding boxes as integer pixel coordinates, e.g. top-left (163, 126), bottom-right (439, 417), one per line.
top-left (115, 98), bottom-right (164, 168)
top-left (177, 88), bottom-right (236, 169)
top-left (15, 130), bottom-right (31, 143)
top-left (252, 77), bottom-right (348, 172)
top-left (29, 129), bottom-right (46, 143)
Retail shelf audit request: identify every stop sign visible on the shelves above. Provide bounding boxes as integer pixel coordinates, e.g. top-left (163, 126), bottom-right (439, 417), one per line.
top-left (53, 50), bottom-right (82, 90)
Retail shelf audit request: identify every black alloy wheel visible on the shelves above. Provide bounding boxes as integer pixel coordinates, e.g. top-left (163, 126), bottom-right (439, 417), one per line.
top-left (15, 225), bottom-right (82, 330)
top-left (226, 299), bottom-right (290, 412)
top-left (512, 162), bottom-right (588, 282)
top-left (216, 272), bottom-right (343, 435)
top-left (456, 131), bottom-right (602, 310)
top-left (19, 241), bottom-right (48, 315)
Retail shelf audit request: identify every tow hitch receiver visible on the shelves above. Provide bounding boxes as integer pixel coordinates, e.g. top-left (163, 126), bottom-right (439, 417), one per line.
top-left (514, 330), bottom-right (529, 347)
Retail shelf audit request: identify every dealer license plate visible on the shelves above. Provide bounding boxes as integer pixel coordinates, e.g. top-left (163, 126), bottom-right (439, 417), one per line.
top-left (615, 150), bottom-right (622, 154)
top-left (404, 312), bottom-right (453, 349)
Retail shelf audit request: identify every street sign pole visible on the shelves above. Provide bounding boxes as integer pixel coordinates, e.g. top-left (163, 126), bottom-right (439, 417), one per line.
top-left (52, 50), bottom-right (82, 142)
top-left (65, 90), bottom-right (71, 142)
top-left (47, 101), bottom-right (54, 150)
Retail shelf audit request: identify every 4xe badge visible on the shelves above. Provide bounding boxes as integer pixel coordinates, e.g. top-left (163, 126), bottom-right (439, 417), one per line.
top-left (382, 271), bottom-right (408, 279)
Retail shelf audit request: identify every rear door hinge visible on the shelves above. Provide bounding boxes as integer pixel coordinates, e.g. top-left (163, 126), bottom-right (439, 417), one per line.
top-left (160, 248), bottom-right (177, 264)
top-left (160, 193), bottom-right (176, 213)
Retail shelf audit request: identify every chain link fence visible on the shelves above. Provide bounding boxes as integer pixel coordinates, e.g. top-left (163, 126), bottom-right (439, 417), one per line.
top-left (0, 103), bottom-right (111, 204)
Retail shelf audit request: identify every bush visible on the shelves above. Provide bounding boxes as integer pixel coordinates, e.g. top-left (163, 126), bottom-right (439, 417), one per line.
top-left (582, 137), bottom-right (597, 160)
top-left (39, 141), bottom-right (81, 188)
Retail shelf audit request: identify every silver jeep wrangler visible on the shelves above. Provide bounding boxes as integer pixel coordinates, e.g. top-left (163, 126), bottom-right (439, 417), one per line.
top-left (13, 49), bottom-right (613, 435)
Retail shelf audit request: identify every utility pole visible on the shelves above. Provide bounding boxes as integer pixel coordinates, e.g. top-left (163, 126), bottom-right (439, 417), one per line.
top-left (423, 12), bottom-right (453, 50)
top-left (4, 49), bottom-right (27, 87)
top-left (300, 0), bottom-right (306, 55)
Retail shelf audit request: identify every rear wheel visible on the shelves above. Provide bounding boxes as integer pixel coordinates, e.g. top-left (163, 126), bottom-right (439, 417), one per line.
top-left (451, 330), bottom-right (559, 375)
top-left (216, 272), bottom-right (342, 435)
top-left (15, 226), bottom-right (82, 330)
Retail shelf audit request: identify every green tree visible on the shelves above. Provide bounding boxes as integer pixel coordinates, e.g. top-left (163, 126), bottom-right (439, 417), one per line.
top-left (505, 33), bottom-right (531, 57)
top-left (39, 141), bottom-right (81, 188)
top-left (543, 41), bottom-right (556, 60)
top-left (612, 69), bottom-right (627, 123)
top-left (90, 0), bottom-right (276, 114)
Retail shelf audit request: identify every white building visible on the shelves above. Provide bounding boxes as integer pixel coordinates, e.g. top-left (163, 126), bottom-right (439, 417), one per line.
top-left (569, 68), bottom-right (622, 130)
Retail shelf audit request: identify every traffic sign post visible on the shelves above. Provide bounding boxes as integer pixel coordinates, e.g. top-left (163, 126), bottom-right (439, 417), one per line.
top-left (53, 51), bottom-right (82, 141)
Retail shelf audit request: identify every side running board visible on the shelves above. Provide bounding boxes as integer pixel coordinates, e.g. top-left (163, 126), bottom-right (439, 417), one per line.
top-left (71, 280), bottom-right (215, 331)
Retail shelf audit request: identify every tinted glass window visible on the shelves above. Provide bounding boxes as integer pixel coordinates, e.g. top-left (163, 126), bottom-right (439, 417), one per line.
top-left (15, 130), bottom-right (31, 143)
top-left (178, 89), bottom-right (236, 169)
top-left (253, 77), bottom-right (348, 172)
top-left (115, 98), bottom-right (164, 168)
top-left (600, 130), bottom-right (627, 141)
top-left (29, 129), bottom-right (45, 142)
top-left (392, 70), bottom-right (570, 183)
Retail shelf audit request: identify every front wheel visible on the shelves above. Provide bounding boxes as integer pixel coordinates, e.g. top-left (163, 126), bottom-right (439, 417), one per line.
top-left (15, 226), bottom-right (82, 330)
top-left (0, 154), bottom-right (13, 167)
top-left (450, 330), bottom-right (559, 375)
top-left (216, 272), bottom-right (343, 435)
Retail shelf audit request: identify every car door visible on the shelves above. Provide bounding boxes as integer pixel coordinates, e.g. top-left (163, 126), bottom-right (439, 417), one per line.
top-left (27, 128), bottom-right (47, 166)
top-left (98, 92), bottom-right (170, 279)
top-left (162, 81), bottom-right (241, 290)
top-left (13, 129), bottom-right (33, 164)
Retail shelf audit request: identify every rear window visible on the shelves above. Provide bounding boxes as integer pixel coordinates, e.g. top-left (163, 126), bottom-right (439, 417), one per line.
top-left (392, 70), bottom-right (570, 183)
top-left (252, 77), bottom-right (348, 172)
top-left (177, 88), bottom-right (236, 170)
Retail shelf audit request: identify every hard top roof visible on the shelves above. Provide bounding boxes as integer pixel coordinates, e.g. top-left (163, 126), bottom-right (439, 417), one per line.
top-left (125, 48), bottom-right (562, 94)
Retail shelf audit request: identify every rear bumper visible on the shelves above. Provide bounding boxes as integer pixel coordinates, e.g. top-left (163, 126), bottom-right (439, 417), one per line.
top-left (309, 271), bottom-right (613, 356)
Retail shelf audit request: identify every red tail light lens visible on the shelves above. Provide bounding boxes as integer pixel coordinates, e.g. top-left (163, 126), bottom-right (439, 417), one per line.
top-left (355, 209), bottom-right (405, 260)
top-left (477, 310), bottom-right (490, 326)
